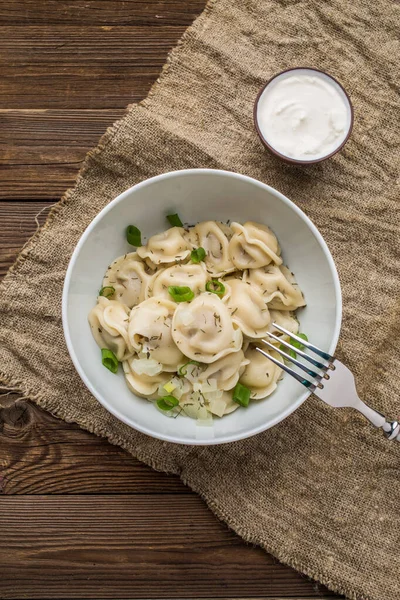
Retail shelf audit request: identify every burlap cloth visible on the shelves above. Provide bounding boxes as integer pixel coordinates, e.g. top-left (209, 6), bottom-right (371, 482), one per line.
top-left (1, 0), bottom-right (399, 598)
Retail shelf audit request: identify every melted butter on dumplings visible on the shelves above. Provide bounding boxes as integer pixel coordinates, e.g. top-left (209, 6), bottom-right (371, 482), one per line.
top-left (172, 292), bottom-right (243, 363)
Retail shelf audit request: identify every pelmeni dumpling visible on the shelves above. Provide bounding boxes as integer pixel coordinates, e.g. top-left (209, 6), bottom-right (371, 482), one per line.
top-left (197, 350), bottom-right (249, 391)
top-left (223, 278), bottom-right (271, 338)
top-left (188, 221), bottom-right (235, 276)
top-left (240, 346), bottom-right (283, 400)
top-left (103, 252), bottom-right (154, 308)
top-left (123, 357), bottom-right (169, 398)
top-left (171, 292), bottom-right (243, 363)
top-left (88, 296), bottom-right (132, 361)
top-left (246, 265), bottom-right (305, 311)
top-left (147, 263), bottom-right (208, 301)
top-left (89, 218), bottom-right (306, 420)
top-left (209, 390), bottom-right (242, 417)
top-left (268, 310), bottom-right (299, 339)
top-left (137, 227), bottom-right (192, 265)
top-left (229, 221), bottom-right (282, 269)
top-left (128, 298), bottom-right (184, 371)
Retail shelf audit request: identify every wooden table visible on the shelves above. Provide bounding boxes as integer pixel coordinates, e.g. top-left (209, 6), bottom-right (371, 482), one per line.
top-left (0, 3), bottom-right (342, 599)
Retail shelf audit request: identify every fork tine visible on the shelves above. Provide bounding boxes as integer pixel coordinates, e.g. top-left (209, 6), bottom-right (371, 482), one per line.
top-left (255, 346), bottom-right (317, 391)
top-left (261, 338), bottom-right (323, 381)
top-left (272, 323), bottom-right (334, 361)
top-left (265, 332), bottom-right (328, 370)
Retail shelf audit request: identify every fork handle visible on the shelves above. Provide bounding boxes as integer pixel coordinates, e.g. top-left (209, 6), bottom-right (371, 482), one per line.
top-left (355, 399), bottom-right (400, 441)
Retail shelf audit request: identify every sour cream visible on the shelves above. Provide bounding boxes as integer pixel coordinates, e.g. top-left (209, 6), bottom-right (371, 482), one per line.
top-left (255, 68), bottom-right (352, 162)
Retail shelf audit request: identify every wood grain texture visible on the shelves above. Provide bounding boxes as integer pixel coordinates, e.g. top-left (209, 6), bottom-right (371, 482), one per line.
top-left (0, 495), bottom-right (337, 599)
top-left (0, 201), bottom-right (51, 276)
top-left (1, 25), bottom-right (186, 109)
top-left (0, 396), bottom-right (188, 495)
top-left (0, 0), bottom-right (205, 25)
top-left (0, 110), bottom-right (124, 199)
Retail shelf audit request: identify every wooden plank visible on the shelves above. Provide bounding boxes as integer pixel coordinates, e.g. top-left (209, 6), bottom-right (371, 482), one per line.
top-left (0, 110), bottom-right (124, 199)
top-left (0, 201), bottom-right (51, 276)
top-left (0, 1), bottom-right (205, 26)
top-left (0, 396), bottom-right (189, 495)
top-left (0, 25), bottom-right (186, 109)
top-left (0, 495), bottom-right (337, 599)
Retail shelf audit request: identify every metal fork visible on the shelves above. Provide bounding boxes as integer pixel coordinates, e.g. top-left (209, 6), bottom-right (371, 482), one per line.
top-left (256, 324), bottom-right (400, 441)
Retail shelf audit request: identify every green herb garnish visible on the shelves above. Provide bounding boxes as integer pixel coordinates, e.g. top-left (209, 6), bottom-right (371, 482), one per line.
top-left (280, 332), bottom-right (308, 360)
top-left (99, 286), bottom-right (115, 298)
top-left (166, 213), bottom-right (183, 227)
top-left (168, 285), bottom-right (194, 303)
top-left (191, 247), bottom-right (206, 264)
top-left (101, 348), bottom-right (119, 374)
top-left (205, 280), bottom-right (225, 298)
top-left (280, 344), bottom-right (297, 359)
top-left (291, 332), bottom-right (308, 349)
top-left (233, 382), bottom-right (251, 407)
top-left (178, 360), bottom-right (201, 377)
top-left (126, 225), bottom-right (142, 246)
top-left (157, 396), bottom-right (179, 411)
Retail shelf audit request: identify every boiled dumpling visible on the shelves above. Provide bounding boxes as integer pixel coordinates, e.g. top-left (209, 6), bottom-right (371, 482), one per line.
top-left (205, 390), bottom-right (241, 417)
top-left (137, 227), bottom-right (192, 265)
top-left (102, 252), bottom-right (154, 308)
top-left (268, 310), bottom-right (299, 339)
top-left (171, 292), bottom-right (243, 363)
top-left (240, 346), bottom-right (283, 399)
top-left (88, 296), bottom-right (132, 361)
top-left (128, 298), bottom-right (184, 371)
top-left (123, 357), bottom-right (169, 398)
top-left (229, 221), bottom-right (282, 269)
top-left (188, 221), bottom-right (235, 276)
top-left (147, 263), bottom-right (208, 301)
top-left (246, 265), bottom-right (305, 311)
top-left (197, 350), bottom-right (249, 391)
top-left (223, 278), bottom-right (271, 338)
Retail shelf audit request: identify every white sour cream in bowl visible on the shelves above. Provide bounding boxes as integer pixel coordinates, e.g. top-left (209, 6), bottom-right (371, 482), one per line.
top-left (254, 67), bottom-right (353, 164)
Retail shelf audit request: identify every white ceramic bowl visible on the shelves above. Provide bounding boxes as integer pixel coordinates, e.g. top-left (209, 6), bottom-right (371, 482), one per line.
top-left (62, 169), bottom-right (341, 445)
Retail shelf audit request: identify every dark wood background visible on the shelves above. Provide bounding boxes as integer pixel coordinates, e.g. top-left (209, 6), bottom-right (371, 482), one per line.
top-left (0, 2), bottom-right (342, 599)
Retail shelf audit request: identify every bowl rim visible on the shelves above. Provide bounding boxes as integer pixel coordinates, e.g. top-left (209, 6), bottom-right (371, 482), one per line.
top-left (62, 168), bottom-right (342, 445)
top-left (253, 67), bottom-right (354, 165)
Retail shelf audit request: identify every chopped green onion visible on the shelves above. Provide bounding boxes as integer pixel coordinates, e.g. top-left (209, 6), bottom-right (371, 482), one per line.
top-left (205, 280), bottom-right (225, 298)
top-left (280, 344), bottom-right (297, 359)
top-left (166, 213), bottom-right (183, 227)
top-left (291, 332), bottom-right (308, 350)
top-left (191, 247), bottom-right (206, 264)
top-left (233, 382), bottom-right (251, 407)
top-left (178, 360), bottom-right (201, 377)
top-left (168, 285), bottom-right (194, 303)
top-left (280, 333), bottom-right (308, 360)
top-left (126, 225), bottom-right (142, 246)
top-left (157, 396), bottom-right (179, 411)
top-left (101, 348), bottom-right (119, 374)
top-left (98, 286), bottom-right (115, 298)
